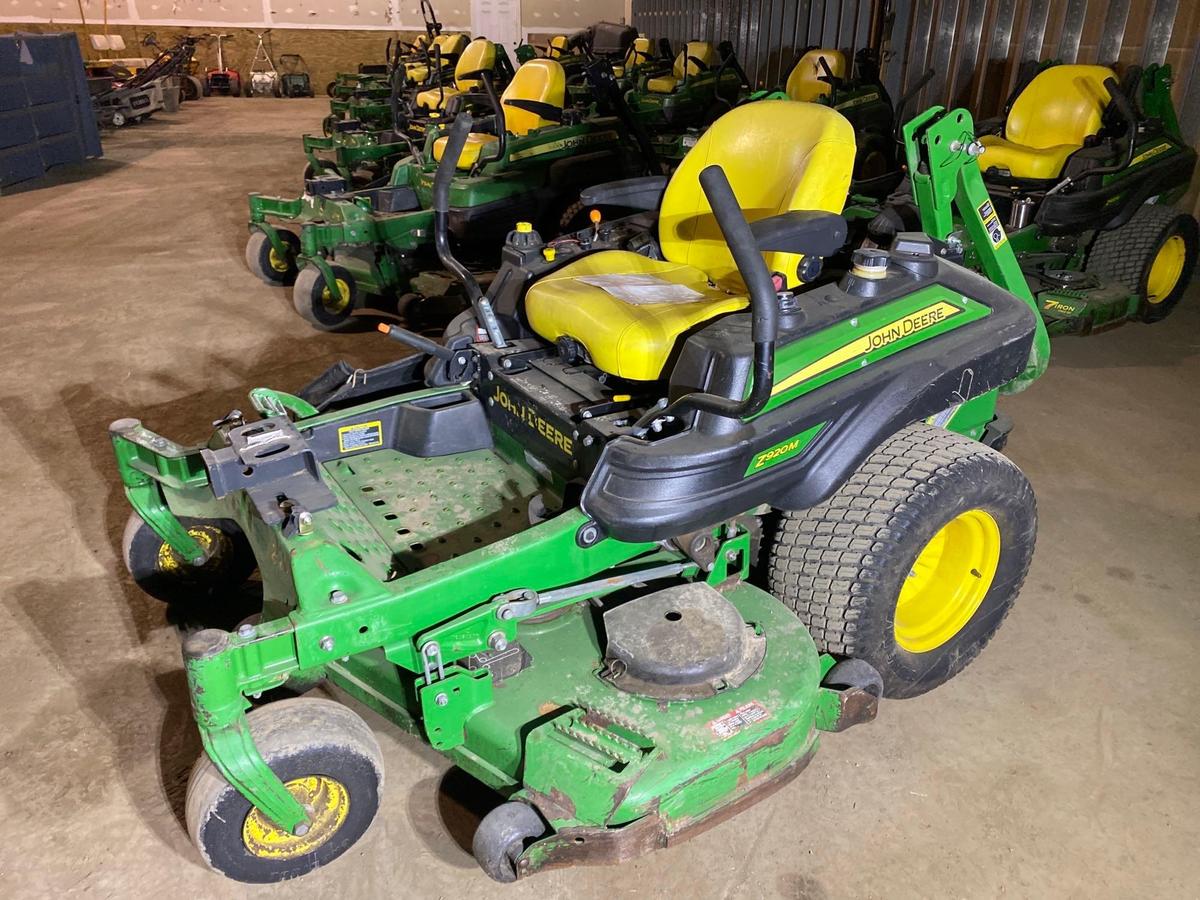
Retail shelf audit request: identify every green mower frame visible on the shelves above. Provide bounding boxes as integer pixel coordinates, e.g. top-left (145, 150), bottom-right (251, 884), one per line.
top-left (117, 101), bottom-right (1047, 884)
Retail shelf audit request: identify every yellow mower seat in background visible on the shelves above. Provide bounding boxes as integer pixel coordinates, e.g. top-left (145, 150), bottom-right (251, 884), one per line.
top-left (546, 35), bottom-right (569, 59)
top-left (785, 48), bottom-right (846, 102)
top-left (524, 101), bottom-right (856, 381)
top-left (646, 41), bottom-right (719, 93)
top-left (613, 36), bottom-right (653, 78)
top-left (415, 38), bottom-right (496, 110)
top-left (433, 59), bottom-right (566, 169)
top-left (978, 64), bottom-right (1115, 180)
top-left (406, 32), bottom-right (471, 83)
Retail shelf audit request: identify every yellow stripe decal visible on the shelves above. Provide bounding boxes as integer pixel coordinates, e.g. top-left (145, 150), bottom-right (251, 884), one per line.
top-left (771, 301), bottom-right (963, 397)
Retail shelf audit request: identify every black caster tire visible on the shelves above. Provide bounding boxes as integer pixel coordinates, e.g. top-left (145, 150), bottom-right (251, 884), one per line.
top-left (472, 801), bottom-right (546, 883)
top-left (122, 512), bottom-right (255, 604)
top-left (766, 423), bottom-right (1036, 699)
top-left (186, 698), bottom-right (383, 884)
top-left (292, 265), bottom-right (366, 331)
top-left (326, 81), bottom-right (337, 97)
top-left (301, 161), bottom-right (341, 181)
top-left (245, 230), bottom-right (301, 285)
top-left (1087, 204), bottom-right (1199, 323)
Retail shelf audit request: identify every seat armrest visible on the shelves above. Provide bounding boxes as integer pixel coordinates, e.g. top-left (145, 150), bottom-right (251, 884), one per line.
top-left (502, 98), bottom-right (563, 121)
top-left (580, 175), bottom-right (669, 210)
top-left (749, 210), bottom-right (847, 257)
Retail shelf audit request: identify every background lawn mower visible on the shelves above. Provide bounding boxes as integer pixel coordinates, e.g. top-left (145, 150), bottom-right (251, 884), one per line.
top-left (864, 63), bottom-right (1198, 335)
top-left (204, 33), bottom-right (241, 96)
top-left (113, 98), bottom-right (1044, 886)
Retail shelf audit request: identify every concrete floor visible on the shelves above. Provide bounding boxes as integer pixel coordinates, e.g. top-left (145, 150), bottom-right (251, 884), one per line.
top-left (1, 98), bottom-right (1198, 898)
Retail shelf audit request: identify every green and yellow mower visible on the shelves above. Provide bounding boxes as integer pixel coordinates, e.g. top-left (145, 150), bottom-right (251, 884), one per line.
top-left (117, 99), bottom-right (1045, 884)
top-left (865, 62), bottom-right (1198, 334)
top-left (246, 58), bottom-right (653, 332)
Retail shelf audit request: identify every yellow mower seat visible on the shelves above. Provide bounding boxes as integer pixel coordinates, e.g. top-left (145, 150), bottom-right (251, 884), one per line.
top-left (646, 41), bottom-right (718, 93)
top-left (978, 64), bottom-right (1115, 180)
top-left (415, 38), bottom-right (496, 110)
top-left (785, 48), bottom-right (846, 102)
top-left (433, 59), bottom-right (566, 169)
top-left (546, 35), bottom-right (569, 59)
top-left (613, 36), bottom-right (653, 78)
top-left (406, 33), bottom-right (470, 83)
top-left (525, 101), bottom-right (856, 381)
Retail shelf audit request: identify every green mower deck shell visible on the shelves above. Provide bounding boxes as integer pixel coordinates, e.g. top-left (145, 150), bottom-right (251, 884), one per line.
top-left (302, 130), bottom-right (412, 183)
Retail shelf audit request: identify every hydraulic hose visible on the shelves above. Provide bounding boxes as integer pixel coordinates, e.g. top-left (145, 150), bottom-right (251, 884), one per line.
top-left (633, 165), bottom-right (777, 430)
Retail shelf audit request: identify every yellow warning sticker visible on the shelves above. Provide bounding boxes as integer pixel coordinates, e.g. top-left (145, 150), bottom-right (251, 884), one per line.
top-left (977, 199), bottom-right (1008, 248)
top-left (337, 420), bottom-right (384, 454)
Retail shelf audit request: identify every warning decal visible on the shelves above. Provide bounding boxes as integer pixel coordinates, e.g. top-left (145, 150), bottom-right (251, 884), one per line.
top-left (337, 420), bottom-right (384, 454)
top-left (709, 701), bottom-right (771, 739)
top-left (977, 199), bottom-right (1008, 249)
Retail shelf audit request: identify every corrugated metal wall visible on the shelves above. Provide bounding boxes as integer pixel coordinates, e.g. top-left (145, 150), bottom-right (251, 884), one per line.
top-left (630, 0), bottom-right (1200, 143)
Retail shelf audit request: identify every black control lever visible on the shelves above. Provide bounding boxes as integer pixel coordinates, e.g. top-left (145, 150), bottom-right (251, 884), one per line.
top-left (632, 165), bottom-right (777, 431)
top-left (432, 113), bottom-right (507, 347)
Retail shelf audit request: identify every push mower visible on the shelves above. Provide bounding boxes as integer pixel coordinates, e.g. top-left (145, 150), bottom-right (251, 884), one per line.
top-left (204, 33), bottom-right (241, 96)
top-left (866, 63), bottom-right (1198, 333)
top-left (114, 98), bottom-right (1044, 884)
top-left (279, 54), bottom-right (314, 97)
top-left (246, 58), bottom-right (653, 332)
top-left (247, 31), bottom-right (281, 98)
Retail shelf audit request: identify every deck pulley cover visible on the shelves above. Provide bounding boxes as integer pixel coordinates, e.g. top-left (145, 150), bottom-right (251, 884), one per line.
top-left (601, 582), bottom-right (765, 700)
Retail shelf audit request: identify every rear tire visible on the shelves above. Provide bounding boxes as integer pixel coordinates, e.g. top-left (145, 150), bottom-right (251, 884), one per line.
top-left (245, 230), bottom-right (301, 285)
top-left (292, 265), bottom-right (366, 331)
top-left (186, 698), bottom-right (383, 884)
top-left (765, 423), bottom-right (1036, 699)
top-left (1086, 204), bottom-right (1199, 323)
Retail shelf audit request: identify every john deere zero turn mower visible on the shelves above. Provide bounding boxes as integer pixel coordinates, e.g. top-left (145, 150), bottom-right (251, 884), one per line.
top-left (754, 47), bottom-right (933, 199)
top-left (116, 100), bottom-right (1043, 884)
top-left (867, 63), bottom-right (1198, 334)
top-left (246, 59), bottom-right (650, 331)
top-left (299, 39), bottom-right (514, 188)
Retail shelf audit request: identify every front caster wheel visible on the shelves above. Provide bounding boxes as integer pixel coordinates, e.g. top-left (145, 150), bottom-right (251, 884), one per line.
top-left (186, 698), bottom-right (384, 884)
top-left (245, 230), bottom-right (301, 285)
top-left (122, 512), bottom-right (255, 604)
top-left (292, 265), bottom-right (366, 331)
top-left (472, 801), bottom-right (546, 883)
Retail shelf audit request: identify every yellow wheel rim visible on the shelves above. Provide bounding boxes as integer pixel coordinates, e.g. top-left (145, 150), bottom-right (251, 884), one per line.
top-left (156, 526), bottom-right (216, 573)
top-left (894, 509), bottom-right (1001, 653)
top-left (320, 278), bottom-right (352, 314)
top-left (242, 775), bottom-right (350, 861)
top-left (267, 246), bottom-right (291, 274)
top-left (1146, 235), bottom-right (1186, 304)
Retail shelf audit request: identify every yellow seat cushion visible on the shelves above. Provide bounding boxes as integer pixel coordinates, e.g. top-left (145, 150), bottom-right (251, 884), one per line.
top-left (406, 63), bottom-right (431, 83)
top-left (433, 132), bottom-right (499, 169)
top-left (978, 64), bottom-right (1115, 180)
top-left (416, 84), bottom-right (462, 110)
top-left (647, 42), bottom-right (719, 94)
top-left (785, 49), bottom-right (846, 103)
top-left (524, 252), bottom-right (748, 381)
top-left (977, 135), bottom-right (1081, 180)
top-left (524, 101), bottom-right (855, 381)
top-left (500, 59), bottom-right (566, 135)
